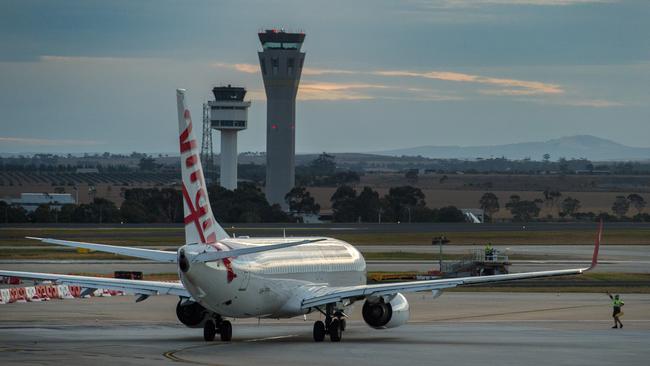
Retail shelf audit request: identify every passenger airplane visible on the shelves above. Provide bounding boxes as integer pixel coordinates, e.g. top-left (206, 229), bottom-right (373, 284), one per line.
top-left (0, 89), bottom-right (602, 342)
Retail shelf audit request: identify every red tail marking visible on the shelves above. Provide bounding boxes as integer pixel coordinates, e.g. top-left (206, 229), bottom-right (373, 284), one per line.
top-left (190, 171), bottom-right (201, 183)
top-left (591, 219), bottom-right (603, 268)
top-left (206, 242), bottom-right (238, 283)
top-left (182, 184), bottom-right (207, 244)
top-left (186, 154), bottom-right (198, 168)
top-left (180, 110), bottom-right (197, 154)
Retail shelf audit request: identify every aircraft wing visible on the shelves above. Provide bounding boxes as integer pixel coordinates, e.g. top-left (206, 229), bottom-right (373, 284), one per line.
top-left (0, 270), bottom-right (189, 297)
top-left (302, 221), bottom-right (602, 309)
top-left (26, 237), bottom-right (178, 263)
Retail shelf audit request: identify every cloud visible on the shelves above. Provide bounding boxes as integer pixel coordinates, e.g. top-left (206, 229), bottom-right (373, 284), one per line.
top-left (417, 0), bottom-right (615, 8)
top-left (40, 55), bottom-right (153, 64)
top-left (0, 137), bottom-right (105, 146)
top-left (301, 67), bottom-right (357, 76)
top-left (375, 69), bottom-right (563, 95)
top-left (298, 82), bottom-right (386, 101)
top-left (558, 99), bottom-right (625, 108)
top-left (212, 61), bottom-right (562, 96)
top-left (211, 62), bottom-right (356, 76)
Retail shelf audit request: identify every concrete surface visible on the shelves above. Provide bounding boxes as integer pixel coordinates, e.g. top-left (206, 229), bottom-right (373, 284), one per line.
top-left (0, 293), bottom-right (648, 365)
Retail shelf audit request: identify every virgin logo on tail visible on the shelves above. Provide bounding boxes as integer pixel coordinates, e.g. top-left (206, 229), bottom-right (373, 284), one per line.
top-left (179, 109), bottom-right (217, 244)
top-left (176, 89), bottom-right (234, 282)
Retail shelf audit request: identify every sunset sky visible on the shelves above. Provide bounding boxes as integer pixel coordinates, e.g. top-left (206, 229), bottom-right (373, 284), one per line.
top-left (1, 0), bottom-right (648, 155)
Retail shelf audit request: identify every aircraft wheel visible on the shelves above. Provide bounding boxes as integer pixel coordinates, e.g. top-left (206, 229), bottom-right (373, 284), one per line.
top-left (220, 320), bottom-right (232, 341)
top-left (329, 319), bottom-right (342, 342)
top-left (203, 320), bottom-right (216, 341)
top-left (313, 321), bottom-right (326, 342)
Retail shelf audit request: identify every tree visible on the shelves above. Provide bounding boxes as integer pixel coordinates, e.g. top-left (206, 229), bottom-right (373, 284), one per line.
top-left (330, 185), bottom-right (358, 222)
top-left (543, 190), bottom-right (562, 210)
top-left (479, 192), bottom-right (499, 222)
top-left (405, 169), bottom-right (419, 184)
top-left (208, 183), bottom-right (291, 223)
top-left (382, 186), bottom-right (426, 222)
top-left (356, 187), bottom-right (381, 222)
top-left (138, 156), bottom-right (160, 171)
top-left (90, 198), bottom-right (120, 223)
top-left (285, 187), bottom-right (320, 215)
top-left (435, 206), bottom-right (465, 222)
top-left (30, 204), bottom-right (55, 223)
top-left (543, 153), bottom-right (551, 163)
top-left (0, 202), bottom-right (29, 223)
top-left (309, 153), bottom-right (336, 176)
top-left (120, 200), bottom-right (150, 223)
top-left (560, 197), bottom-right (581, 218)
top-left (505, 195), bottom-right (542, 222)
top-left (627, 194), bottom-right (646, 215)
top-left (611, 196), bottom-right (630, 218)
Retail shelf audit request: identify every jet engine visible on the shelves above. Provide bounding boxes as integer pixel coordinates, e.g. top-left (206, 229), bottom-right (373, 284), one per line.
top-left (362, 292), bottom-right (410, 329)
top-left (176, 298), bottom-right (211, 328)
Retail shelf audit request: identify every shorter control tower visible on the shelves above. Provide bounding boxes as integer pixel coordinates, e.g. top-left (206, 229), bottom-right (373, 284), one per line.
top-left (208, 85), bottom-right (251, 190)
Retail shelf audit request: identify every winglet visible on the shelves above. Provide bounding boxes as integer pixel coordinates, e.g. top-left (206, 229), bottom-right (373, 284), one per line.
top-left (589, 219), bottom-right (603, 270)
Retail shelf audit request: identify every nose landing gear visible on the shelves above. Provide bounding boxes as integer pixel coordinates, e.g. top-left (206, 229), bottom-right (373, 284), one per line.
top-left (203, 316), bottom-right (233, 342)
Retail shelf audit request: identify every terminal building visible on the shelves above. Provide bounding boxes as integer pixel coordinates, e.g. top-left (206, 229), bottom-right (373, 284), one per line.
top-left (258, 29), bottom-right (306, 209)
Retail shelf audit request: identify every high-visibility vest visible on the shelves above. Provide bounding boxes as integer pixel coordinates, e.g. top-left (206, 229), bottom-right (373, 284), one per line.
top-left (613, 299), bottom-right (624, 307)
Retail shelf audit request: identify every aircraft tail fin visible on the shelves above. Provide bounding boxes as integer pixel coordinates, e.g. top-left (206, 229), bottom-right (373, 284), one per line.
top-left (176, 89), bottom-right (229, 244)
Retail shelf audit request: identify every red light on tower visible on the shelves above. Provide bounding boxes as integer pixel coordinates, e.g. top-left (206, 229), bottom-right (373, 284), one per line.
top-left (271, 123), bottom-right (278, 130)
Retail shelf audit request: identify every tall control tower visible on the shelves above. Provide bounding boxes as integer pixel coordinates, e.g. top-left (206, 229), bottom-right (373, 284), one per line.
top-left (208, 85), bottom-right (251, 190)
top-left (258, 29), bottom-right (305, 208)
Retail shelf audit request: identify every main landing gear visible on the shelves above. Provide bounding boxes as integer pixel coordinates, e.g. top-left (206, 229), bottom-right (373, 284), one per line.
top-left (203, 316), bottom-right (232, 342)
top-left (313, 304), bottom-right (346, 342)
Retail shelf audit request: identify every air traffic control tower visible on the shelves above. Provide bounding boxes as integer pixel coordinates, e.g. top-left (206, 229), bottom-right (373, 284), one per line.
top-left (209, 86), bottom-right (251, 190)
top-left (258, 29), bottom-right (306, 208)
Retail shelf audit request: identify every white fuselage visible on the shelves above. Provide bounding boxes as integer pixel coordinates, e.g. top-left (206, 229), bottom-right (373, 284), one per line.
top-left (179, 237), bottom-right (366, 318)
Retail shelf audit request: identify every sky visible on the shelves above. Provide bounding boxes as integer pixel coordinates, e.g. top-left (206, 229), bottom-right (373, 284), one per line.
top-left (0, 0), bottom-right (649, 155)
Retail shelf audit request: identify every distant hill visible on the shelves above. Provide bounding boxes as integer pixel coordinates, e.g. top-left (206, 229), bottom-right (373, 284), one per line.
top-left (375, 135), bottom-right (650, 161)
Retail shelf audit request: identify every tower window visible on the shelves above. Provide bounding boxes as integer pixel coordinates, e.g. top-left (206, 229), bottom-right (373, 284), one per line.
top-left (271, 57), bottom-right (279, 75)
top-left (287, 58), bottom-right (295, 76)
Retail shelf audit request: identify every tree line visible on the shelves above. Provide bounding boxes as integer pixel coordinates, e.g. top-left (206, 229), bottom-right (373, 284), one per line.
top-left (0, 183), bottom-right (292, 224)
top-left (284, 184), bottom-right (466, 223)
top-left (479, 191), bottom-right (649, 222)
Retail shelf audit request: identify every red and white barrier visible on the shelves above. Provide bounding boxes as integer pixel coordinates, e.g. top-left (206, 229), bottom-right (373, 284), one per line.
top-left (35, 285), bottom-right (50, 301)
top-left (0, 284), bottom-right (126, 305)
top-left (0, 288), bottom-right (11, 304)
top-left (57, 285), bottom-right (74, 299)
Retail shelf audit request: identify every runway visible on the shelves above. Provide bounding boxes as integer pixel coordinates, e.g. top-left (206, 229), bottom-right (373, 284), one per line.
top-left (1, 293), bottom-right (648, 366)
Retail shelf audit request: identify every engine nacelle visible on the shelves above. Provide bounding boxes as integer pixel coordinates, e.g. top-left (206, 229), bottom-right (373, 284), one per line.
top-left (175, 298), bottom-right (211, 328)
top-left (362, 292), bottom-right (410, 329)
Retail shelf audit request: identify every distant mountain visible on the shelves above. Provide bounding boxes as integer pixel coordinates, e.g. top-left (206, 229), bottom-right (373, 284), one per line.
top-left (375, 135), bottom-right (650, 161)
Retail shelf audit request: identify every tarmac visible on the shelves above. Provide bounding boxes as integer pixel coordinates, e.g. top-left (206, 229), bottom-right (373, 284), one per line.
top-left (1, 292), bottom-right (648, 366)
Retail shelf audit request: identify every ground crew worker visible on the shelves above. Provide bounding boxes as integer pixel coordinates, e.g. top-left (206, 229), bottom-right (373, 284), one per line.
top-left (607, 292), bottom-right (624, 328)
top-left (484, 243), bottom-right (493, 261)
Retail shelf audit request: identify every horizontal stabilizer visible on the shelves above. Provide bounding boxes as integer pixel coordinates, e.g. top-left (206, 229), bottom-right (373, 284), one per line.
top-left (192, 238), bottom-right (326, 263)
top-left (25, 237), bottom-right (178, 263)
